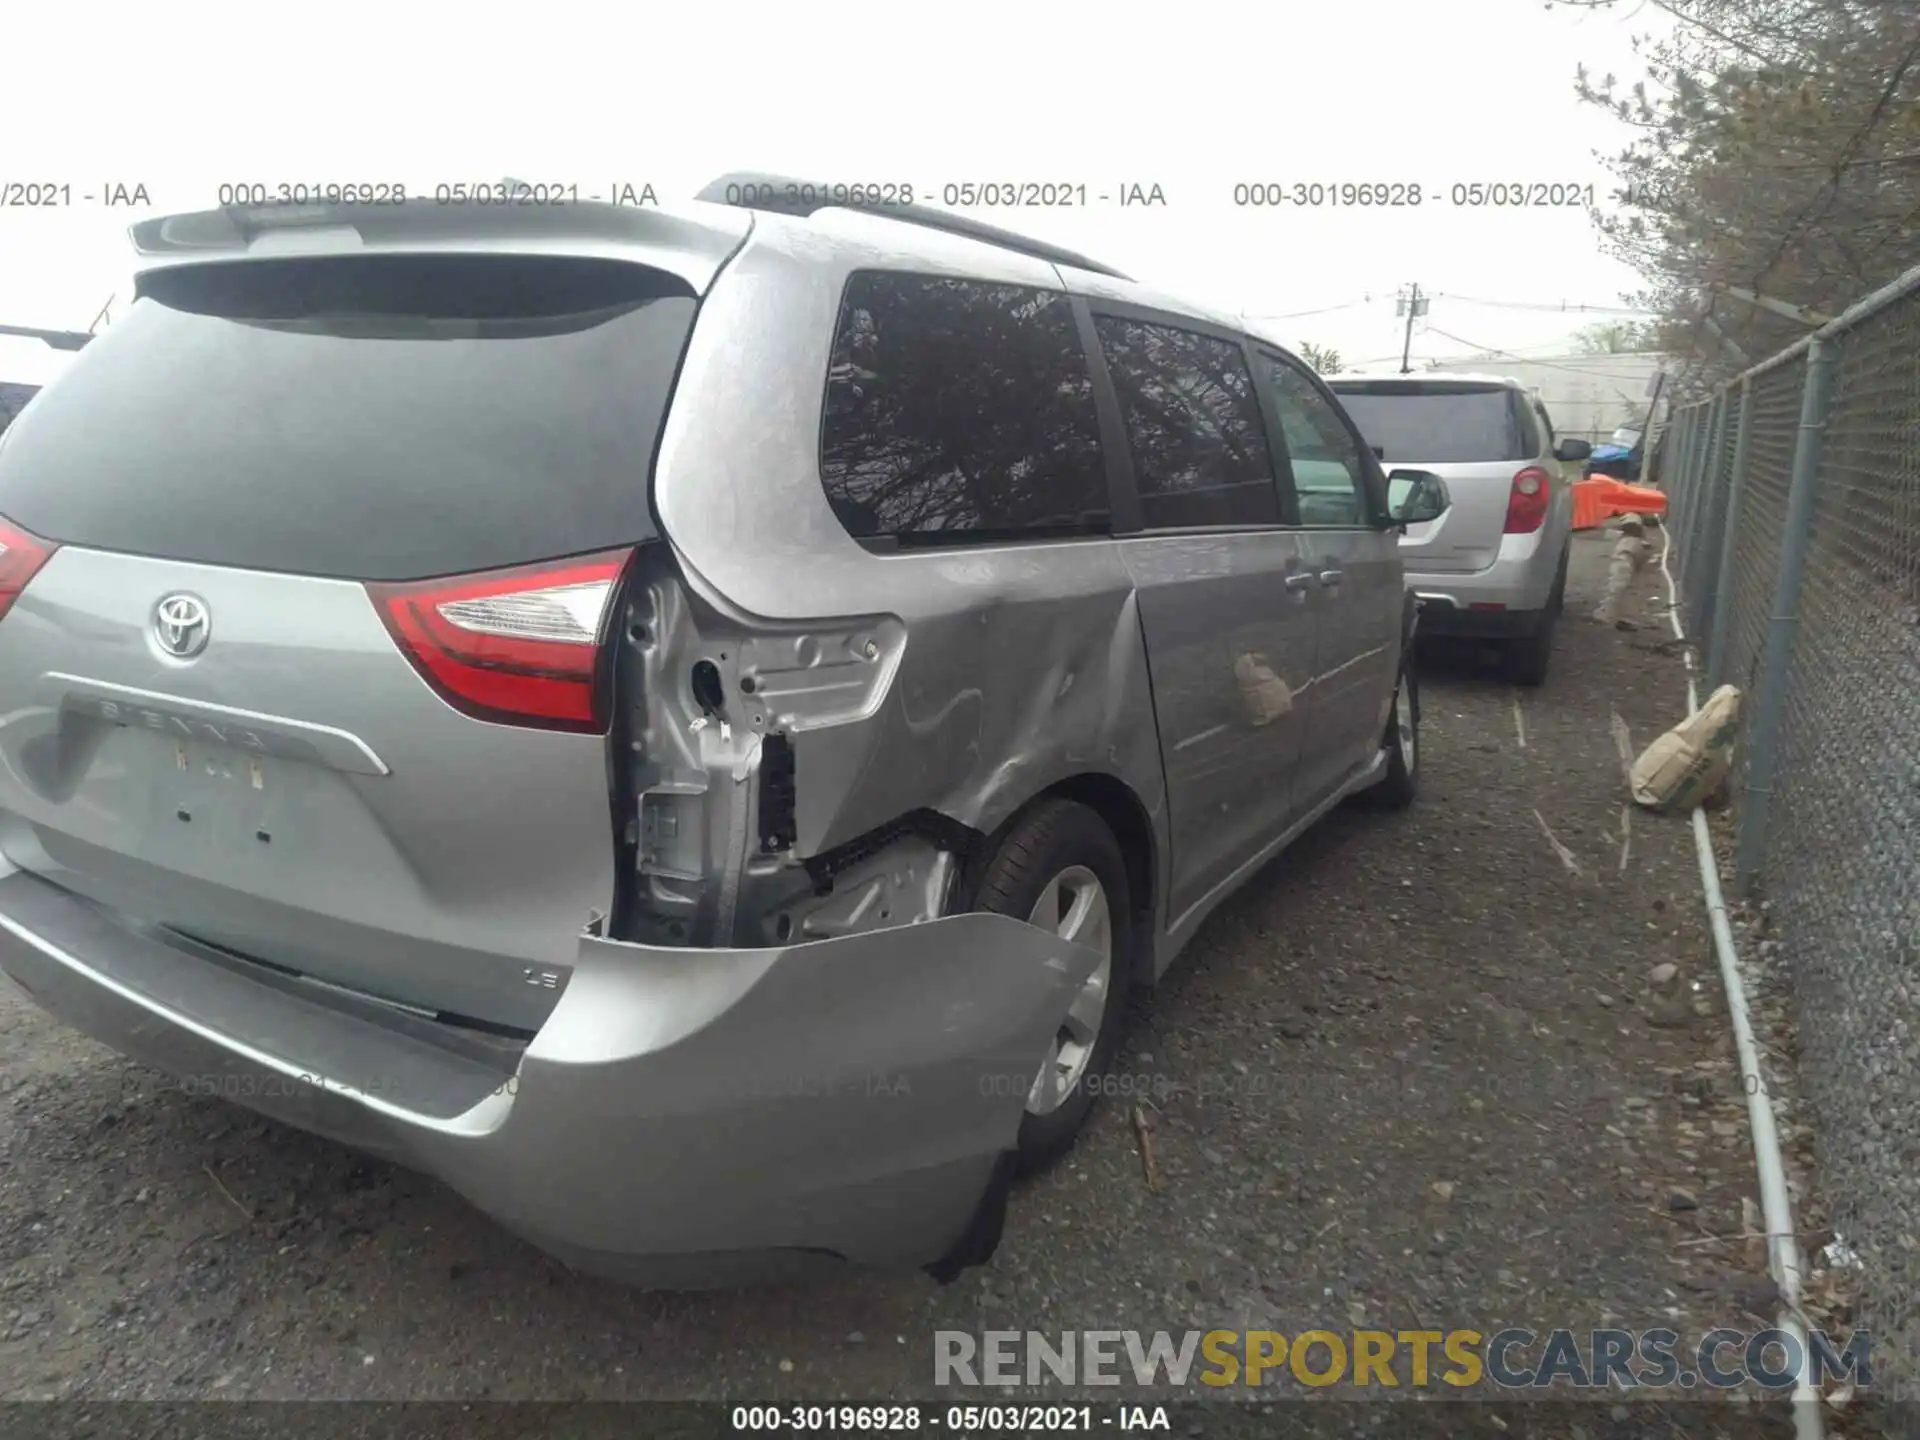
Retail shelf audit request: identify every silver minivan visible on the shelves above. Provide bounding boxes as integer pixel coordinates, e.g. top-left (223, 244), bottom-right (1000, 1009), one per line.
top-left (1326, 373), bottom-right (1590, 684)
top-left (0, 178), bottom-right (1447, 1285)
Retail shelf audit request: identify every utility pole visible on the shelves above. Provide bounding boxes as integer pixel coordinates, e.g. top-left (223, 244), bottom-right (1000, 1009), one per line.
top-left (1395, 283), bottom-right (1428, 373)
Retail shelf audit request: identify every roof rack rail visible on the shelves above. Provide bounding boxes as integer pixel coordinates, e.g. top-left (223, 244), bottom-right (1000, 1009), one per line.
top-left (695, 172), bottom-right (1132, 282)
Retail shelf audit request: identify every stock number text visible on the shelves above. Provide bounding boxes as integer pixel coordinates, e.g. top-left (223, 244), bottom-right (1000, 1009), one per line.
top-left (1234, 181), bottom-right (1423, 207)
top-left (730, 1405), bottom-right (924, 1431)
top-left (218, 182), bottom-right (408, 207)
top-left (724, 180), bottom-right (915, 207)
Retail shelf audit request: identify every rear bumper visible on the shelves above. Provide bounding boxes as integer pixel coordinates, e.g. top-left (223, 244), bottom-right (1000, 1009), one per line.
top-left (0, 862), bottom-right (1096, 1285)
top-left (1405, 533), bottom-right (1563, 638)
top-left (1409, 594), bottom-right (1539, 639)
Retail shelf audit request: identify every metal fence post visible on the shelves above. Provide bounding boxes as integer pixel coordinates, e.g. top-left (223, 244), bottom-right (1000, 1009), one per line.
top-left (1692, 388), bottom-right (1736, 640)
top-left (1688, 394), bottom-right (1726, 593)
top-left (1736, 339), bottom-right (1836, 892)
top-left (1679, 403), bottom-right (1709, 557)
top-left (1705, 377), bottom-right (1754, 691)
top-left (1690, 397), bottom-right (1719, 558)
top-left (1667, 406), bottom-right (1695, 538)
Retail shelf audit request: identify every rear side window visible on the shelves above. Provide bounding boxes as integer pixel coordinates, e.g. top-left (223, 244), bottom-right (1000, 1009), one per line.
top-left (1514, 399), bottom-right (1545, 454)
top-left (0, 254), bottom-right (693, 581)
top-left (819, 272), bottom-right (1108, 546)
top-left (0, 383), bottom-right (38, 436)
top-left (1327, 381), bottom-right (1532, 464)
top-left (1093, 317), bottom-right (1278, 528)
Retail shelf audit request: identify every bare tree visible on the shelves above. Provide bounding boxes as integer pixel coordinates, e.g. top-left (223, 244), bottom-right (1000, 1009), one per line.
top-left (1573, 319), bottom-right (1660, 353)
top-left (1555, 0), bottom-right (1920, 386)
top-left (1297, 341), bottom-right (1343, 373)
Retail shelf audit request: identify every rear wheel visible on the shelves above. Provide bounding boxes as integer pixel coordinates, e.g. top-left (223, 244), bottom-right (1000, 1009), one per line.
top-left (1360, 647), bottom-right (1420, 810)
top-left (965, 799), bottom-right (1134, 1174)
top-left (1507, 547), bottom-right (1568, 687)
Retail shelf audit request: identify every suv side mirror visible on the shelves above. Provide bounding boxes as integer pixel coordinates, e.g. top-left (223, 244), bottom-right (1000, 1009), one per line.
top-left (1554, 438), bottom-right (1593, 463)
top-left (1369, 444), bottom-right (1385, 462)
top-left (1386, 469), bottom-right (1450, 526)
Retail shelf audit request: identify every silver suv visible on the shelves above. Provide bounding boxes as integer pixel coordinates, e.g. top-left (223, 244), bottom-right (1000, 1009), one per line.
top-left (1325, 373), bottom-right (1590, 685)
top-left (0, 177), bottom-right (1447, 1286)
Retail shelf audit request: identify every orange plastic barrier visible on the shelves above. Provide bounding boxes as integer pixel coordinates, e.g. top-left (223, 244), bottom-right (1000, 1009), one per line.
top-left (1571, 477), bottom-right (1669, 530)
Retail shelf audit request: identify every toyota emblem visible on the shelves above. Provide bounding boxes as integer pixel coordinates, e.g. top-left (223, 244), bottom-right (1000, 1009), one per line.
top-left (153, 593), bottom-right (212, 659)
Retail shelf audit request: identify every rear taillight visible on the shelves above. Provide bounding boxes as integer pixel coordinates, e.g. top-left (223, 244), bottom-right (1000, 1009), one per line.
top-left (0, 516), bottom-right (58, 624)
top-left (1504, 466), bottom-right (1552, 534)
top-left (367, 548), bottom-right (633, 732)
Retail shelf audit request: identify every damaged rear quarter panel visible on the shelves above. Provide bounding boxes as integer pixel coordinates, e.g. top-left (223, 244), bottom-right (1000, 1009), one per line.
top-left (775, 567), bottom-right (1162, 858)
top-left (648, 227), bottom-right (1168, 884)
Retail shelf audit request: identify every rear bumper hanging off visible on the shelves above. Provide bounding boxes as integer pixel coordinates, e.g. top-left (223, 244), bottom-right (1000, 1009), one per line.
top-left (0, 861), bottom-right (1095, 1285)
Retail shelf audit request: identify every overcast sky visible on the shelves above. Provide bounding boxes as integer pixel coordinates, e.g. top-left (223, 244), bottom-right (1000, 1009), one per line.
top-left (0, 0), bottom-right (1669, 386)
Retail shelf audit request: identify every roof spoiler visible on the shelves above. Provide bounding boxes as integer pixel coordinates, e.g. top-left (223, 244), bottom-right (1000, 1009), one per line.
top-left (0, 325), bottom-right (92, 352)
top-left (695, 171), bottom-right (1131, 282)
top-left (124, 190), bottom-right (755, 297)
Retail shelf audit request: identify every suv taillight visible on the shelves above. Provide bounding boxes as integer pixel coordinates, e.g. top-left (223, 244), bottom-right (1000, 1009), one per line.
top-left (367, 548), bottom-right (633, 732)
top-left (0, 516), bottom-right (58, 623)
top-left (1504, 466), bottom-right (1553, 534)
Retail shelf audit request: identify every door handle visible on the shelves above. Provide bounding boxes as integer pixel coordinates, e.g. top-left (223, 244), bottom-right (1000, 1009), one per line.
top-left (1318, 570), bottom-right (1345, 587)
top-left (1284, 573), bottom-right (1316, 592)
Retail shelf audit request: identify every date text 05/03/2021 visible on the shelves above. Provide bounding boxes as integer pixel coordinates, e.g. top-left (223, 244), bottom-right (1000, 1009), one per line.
top-left (714, 180), bottom-right (1169, 209)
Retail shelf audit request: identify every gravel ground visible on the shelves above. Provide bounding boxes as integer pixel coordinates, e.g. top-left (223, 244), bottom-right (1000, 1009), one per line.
top-left (0, 529), bottom-right (1802, 1428)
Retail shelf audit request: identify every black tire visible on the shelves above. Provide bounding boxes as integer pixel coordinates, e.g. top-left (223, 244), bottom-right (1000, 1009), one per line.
top-left (1507, 547), bottom-right (1569, 687)
top-left (1359, 646), bottom-right (1420, 810)
top-left (964, 798), bottom-right (1135, 1174)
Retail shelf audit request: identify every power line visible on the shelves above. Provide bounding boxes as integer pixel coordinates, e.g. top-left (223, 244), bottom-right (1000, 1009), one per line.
top-left (1417, 323), bottom-right (1667, 379)
top-left (1247, 291), bottom-right (1663, 322)
top-left (1435, 293), bottom-right (1661, 317)
top-left (1239, 296), bottom-right (1375, 321)
top-left (1248, 291), bottom-right (1661, 323)
top-left (1423, 331), bottom-right (1618, 359)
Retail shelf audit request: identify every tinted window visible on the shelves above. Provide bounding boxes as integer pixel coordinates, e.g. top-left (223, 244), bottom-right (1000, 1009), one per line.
top-left (1326, 381), bottom-right (1532, 464)
top-left (1262, 355), bottom-right (1371, 526)
top-left (0, 255), bottom-right (692, 580)
top-left (0, 383), bottom-right (37, 436)
top-left (1094, 317), bottom-right (1278, 528)
top-left (819, 272), bottom-right (1108, 545)
top-left (1513, 400), bottom-right (1544, 454)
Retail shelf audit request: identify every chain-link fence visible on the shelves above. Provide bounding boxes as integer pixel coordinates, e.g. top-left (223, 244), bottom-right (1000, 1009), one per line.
top-left (1664, 264), bottom-right (1920, 1398)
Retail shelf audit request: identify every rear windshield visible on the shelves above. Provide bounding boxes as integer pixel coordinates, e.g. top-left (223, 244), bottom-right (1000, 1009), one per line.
top-left (1326, 382), bottom-right (1531, 464)
top-left (0, 254), bottom-right (694, 580)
